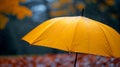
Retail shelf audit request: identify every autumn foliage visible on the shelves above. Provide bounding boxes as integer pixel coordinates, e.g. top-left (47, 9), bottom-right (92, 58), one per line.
top-left (49, 0), bottom-right (116, 19)
top-left (0, 54), bottom-right (120, 67)
top-left (0, 0), bottom-right (32, 30)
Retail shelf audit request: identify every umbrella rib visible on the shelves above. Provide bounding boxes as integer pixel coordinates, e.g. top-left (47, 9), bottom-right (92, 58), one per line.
top-left (84, 18), bottom-right (90, 55)
top-left (96, 22), bottom-right (113, 56)
top-left (99, 23), bottom-right (120, 57)
top-left (70, 17), bottom-right (80, 52)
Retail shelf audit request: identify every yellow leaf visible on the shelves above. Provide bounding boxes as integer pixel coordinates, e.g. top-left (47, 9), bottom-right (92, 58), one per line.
top-left (15, 6), bottom-right (32, 19)
top-left (20, 0), bottom-right (26, 2)
top-left (0, 14), bottom-right (8, 30)
top-left (105, 0), bottom-right (115, 6)
top-left (76, 3), bottom-right (85, 11)
top-left (51, 2), bottom-right (62, 8)
top-left (50, 10), bottom-right (68, 17)
top-left (98, 4), bottom-right (107, 12)
top-left (92, 0), bottom-right (97, 3)
top-left (59, 0), bottom-right (72, 4)
top-left (111, 13), bottom-right (118, 19)
top-left (0, 0), bottom-right (32, 30)
top-left (68, 5), bottom-right (75, 14)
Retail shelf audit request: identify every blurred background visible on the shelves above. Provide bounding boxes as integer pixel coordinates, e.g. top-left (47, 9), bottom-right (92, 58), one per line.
top-left (0, 0), bottom-right (120, 55)
top-left (0, 0), bottom-right (120, 67)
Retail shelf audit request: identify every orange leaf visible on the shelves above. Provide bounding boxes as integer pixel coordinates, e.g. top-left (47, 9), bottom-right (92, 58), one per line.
top-left (0, 14), bottom-right (8, 30)
top-left (76, 3), bottom-right (85, 10)
top-left (51, 2), bottom-right (62, 9)
top-left (111, 13), bottom-right (118, 19)
top-left (0, 0), bottom-right (32, 30)
top-left (98, 4), bottom-right (107, 12)
top-left (50, 10), bottom-right (68, 17)
top-left (105, 0), bottom-right (115, 6)
top-left (59, 0), bottom-right (72, 4)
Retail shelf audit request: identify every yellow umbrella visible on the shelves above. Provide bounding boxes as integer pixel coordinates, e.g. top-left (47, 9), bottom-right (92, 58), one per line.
top-left (22, 16), bottom-right (120, 67)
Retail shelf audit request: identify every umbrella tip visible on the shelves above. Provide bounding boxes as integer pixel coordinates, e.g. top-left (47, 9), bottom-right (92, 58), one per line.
top-left (81, 8), bottom-right (84, 16)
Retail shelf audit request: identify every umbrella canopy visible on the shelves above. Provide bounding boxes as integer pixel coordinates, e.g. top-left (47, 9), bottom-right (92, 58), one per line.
top-left (22, 16), bottom-right (120, 58)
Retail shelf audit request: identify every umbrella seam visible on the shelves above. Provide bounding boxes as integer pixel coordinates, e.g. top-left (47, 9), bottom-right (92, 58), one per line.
top-left (99, 23), bottom-right (120, 57)
top-left (96, 22), bottom-right (113, 57)
top-left (70, 17), bottom-right (80, 53)
top-left (84, 18), bottom-right (90, 56)
top-left (32, 17), bottom-right (70, 51)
